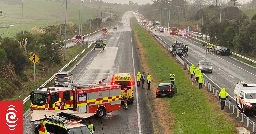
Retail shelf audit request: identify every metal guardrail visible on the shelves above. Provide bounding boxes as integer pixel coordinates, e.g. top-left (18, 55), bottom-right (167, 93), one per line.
top-left (22, 28), bottom-right (107, 105)
top-left (190, 36), bottom-right (256, 64)
top-left (139, 22), bottom-right (255, 132)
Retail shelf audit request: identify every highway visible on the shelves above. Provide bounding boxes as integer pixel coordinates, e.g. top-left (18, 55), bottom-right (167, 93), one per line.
top-left (24, 11), bottom-right (154, 134)
top-left (153, 30), bottom-right (256, 97)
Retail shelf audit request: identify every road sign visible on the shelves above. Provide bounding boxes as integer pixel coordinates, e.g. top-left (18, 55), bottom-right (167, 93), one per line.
top-left (29, 53), bottom-right (39, 64)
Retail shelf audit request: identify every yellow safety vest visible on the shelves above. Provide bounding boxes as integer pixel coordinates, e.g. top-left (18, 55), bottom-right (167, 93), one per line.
top-left (137, 73), bottom-right (141, 81)
top-left (198, 75), bottom-right (204, 83)
top-left (88, 124), bottom-right (94, 131)
top-left (147, 75), bottom-right (152, 82)
top-left (170, 74), bottom-right (175, 79)
top-left (190, 65), bottom-right (195, 74)
top-left (219, 88), bottom-right (229, 99)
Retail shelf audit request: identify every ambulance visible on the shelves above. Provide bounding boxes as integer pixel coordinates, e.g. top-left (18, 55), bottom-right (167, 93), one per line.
top-left (111, 73), bottom-right (135, 104)
top-left (30, 83), bottom-right (122, 118)
top-left (234, 81), bottom-right (256, 115)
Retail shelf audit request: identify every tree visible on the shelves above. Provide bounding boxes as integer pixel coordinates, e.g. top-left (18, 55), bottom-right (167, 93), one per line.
top-left (0, 48), bottom-right (7, 69)
top-left (0, 38), bottom-right (28, 75)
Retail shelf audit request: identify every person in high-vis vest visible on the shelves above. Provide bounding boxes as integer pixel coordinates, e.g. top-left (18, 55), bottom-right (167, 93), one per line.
top-left (195, 66), bottom-right (201, 82)
top-left (189, 64), bottom-right (195, 79)
top-left (170, 73), bottom-right (175, 85)
top-left (198, 74), bottom-right (204, 89)
top-left (219, 88), bottom-right (229, 110)
top-left (137, 72), bottom-right (141, 87)
top-left (123, 88), bottom-right (129, 110)
top-left (147, 73), bottom-right (152, 90)
top-left (206, 43), bottom-right (211, 53)
top-left (88, 120), bottom-right (95, 133)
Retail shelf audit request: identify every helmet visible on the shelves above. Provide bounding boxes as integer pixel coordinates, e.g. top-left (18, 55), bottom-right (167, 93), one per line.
top-left (240, 81), bottom-right (245, 84)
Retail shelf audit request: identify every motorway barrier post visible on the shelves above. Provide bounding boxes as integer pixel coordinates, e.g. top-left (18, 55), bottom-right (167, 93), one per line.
top-left (246, 117), bottom-right (249, 127)
top-left (228, 100), bottom-right (231, 110)
top-left (241, 113), bottom-right (244, 122)
top-left (253, 122), bottom-right (255, 132)
top-left (232, 105), bottom-right (235, 114)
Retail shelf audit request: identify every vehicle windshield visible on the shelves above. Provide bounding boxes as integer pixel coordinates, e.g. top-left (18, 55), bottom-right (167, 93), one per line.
top-left (31, 92), bottom-right (47, 106)
top-left (56, 74), bottom-right (68, 78)
top-left (199, 62), bottom-right (211, 66)
top-left (115, 81), bottom-right (131, 89)
top-left (68, 126), bottom-right (91, 134)
top-left (158, 85), bottom-right (170, 90)
top-left (245, 93), bottom-right (256, 99)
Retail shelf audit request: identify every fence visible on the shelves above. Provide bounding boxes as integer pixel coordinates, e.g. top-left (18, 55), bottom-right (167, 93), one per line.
top-left (141, 24), bottom-right (256, 133)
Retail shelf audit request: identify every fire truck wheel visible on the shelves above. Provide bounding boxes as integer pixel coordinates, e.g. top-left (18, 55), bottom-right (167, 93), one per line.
top-left (96, 107), bottom-right (106, 118)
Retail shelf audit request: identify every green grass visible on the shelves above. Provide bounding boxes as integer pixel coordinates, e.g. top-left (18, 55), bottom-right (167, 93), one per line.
top-left (0, 0), bottom-right (94, 37)
top-left (243, 8), bottom-right (256, 19)
top-left (131, 18), bottom-right (237, 134)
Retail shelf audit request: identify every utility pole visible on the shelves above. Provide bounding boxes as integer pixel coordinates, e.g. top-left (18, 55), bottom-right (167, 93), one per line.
top-left (220, 12), bottom-right (222, 23)
top-left (22, 0), bottom-right (24, 34)
top-left (64, 0), bottom-right (67, 61)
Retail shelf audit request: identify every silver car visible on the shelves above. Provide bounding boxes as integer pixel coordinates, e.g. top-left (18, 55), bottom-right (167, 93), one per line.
top-left (54, 71), bottom-right (73, 86)
top-left (198, 60), bottom-right (213, 73)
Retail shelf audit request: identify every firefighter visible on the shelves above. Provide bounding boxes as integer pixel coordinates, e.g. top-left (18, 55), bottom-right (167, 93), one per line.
top-left (88, 120), bottom-right (95, 134)
top-left (137, 71), bottom-right (141, 87)
top-left (141, 72), bottom-right (146, 89)
top-left (195, 65), bottom-right (201, 82)
top-left (219, 88), bottom-right (229, 110)
top-left (198, 74), bottom-right (204, 89)
top-left (147, 73), bottom-right (152, 90)
top-left (206, 43), bottom-right (211, 53)
top-left (123, 88), bottom-right (129, 110)
top-left (170, 73), bottom-right (175, 85)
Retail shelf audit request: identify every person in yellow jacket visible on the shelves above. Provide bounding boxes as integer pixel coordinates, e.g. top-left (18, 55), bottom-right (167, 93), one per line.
top-left (87, 120), bottom-right (95, 133)
top-left (219, 88), bottom-right (229, 110)
top-left (189, 64), bottom-right (195, 79)
top-left (198, 74), bottom-right (204, 89)
top-left (137, 72), bottom-right (141, 87)
top-left (170, 73), bottom-right (175, 85)
top-left (195, 66), bottom-right (201, 82)
top-left (123, 88), bottom-right (129, 110)
top-left (147, 73), bottom-right (152, 90)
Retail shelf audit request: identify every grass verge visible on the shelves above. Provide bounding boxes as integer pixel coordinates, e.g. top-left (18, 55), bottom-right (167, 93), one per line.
top-left (131, 17), bottom-right (238, 134)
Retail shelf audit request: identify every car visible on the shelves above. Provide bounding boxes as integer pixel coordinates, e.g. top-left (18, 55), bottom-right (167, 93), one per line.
top-left (94, 40), bottom-right (105, 50)
top-left (215, 46), bottom-right (231, 56)
top-left (198, 60), bottom-right (213, 73)
top-left (54, 71), bottom-right (73, 86)
top-left (156, 83), bottom-right (177, 98)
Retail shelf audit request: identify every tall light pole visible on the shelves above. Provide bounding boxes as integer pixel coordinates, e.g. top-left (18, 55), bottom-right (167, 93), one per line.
top-left (64, 0), bottom-right (67, 61)
top-left (22, 0), bottom-right (24, 34)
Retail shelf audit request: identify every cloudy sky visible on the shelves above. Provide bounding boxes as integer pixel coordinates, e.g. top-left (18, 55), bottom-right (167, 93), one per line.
top-left (102, 0), bottom-right (252, 5)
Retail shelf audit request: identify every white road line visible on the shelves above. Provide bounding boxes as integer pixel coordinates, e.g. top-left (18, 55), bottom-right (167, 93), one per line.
top-left (132, 46), bottom-right (142, 134)
top-left (131, 38), bottom-right (133, 43)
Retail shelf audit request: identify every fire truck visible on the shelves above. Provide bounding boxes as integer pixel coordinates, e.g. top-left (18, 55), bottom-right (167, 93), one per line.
top-left (30, 83), bottom-right (122, 118)
top-left (102, 27), bottom-right (108, 36)
top-left (170, 27), bottom-right (178, 35)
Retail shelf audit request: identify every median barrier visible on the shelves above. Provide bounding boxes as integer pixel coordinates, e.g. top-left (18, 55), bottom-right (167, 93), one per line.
top-left (136, 19), bottom-right (256, 132)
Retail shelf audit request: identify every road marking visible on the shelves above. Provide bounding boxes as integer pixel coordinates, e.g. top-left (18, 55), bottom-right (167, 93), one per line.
top-left (131, 38), bottom-right (133, 43)
top-left (132, 46), bottom-right (142, 134)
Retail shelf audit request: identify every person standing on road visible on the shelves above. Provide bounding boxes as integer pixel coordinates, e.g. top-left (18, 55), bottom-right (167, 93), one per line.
top-left (147, 73), bottom-right (152, 90)
top-left (170, 73), bottom-right (175, 85)
top-left (141, 72), bottom-right (146, 89)
top-left (189, 64), bottom-right (195, 79)
top-left (195, 66), bottom-right (201, 82)
top-left (123, 88), bottom-right (129, 110)
top-left (198, 74), bottom-right (204, 89)
top-left (137, 71), bottom-right (141, 87)
top-left (87, 120), bottom-right (95, 134)
top-left (219, 88), bottom-right (229, 110)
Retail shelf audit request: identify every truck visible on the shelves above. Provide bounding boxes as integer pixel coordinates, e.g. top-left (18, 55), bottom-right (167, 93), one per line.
top-left (170, 27), bottom-right (178, 35)
top-left (30, 83), bottom-right (122, 118)
top-left (234, 81), bottom-right (256, 116)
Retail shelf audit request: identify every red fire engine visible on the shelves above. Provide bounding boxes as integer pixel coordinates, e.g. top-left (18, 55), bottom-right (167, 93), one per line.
top-left (170, 27), bottom-right (178, 35)
top-left (30, 83), bottom-right (122, 118)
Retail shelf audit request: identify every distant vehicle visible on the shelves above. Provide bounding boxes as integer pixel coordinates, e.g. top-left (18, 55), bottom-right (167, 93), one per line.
top-left (54, 71), bottom-right (73, 86)
top-left (156, 83), bottom-right (177, 98)
top-left (198, 60), bottom-right (213, 73)
top-left (159, 27), bottom-right (164, 32)
top-left (94, 40), bottom-right (105, 50)
top-left (234, 81), bottom-right (256, 116)
top-left (113, 26), bottom-right (117, 30)
top-left (170, 43), bottom-right (186, 57)
top-left (170, 27), bottom-right (178, 35)
top-left (215, 46), bottom-right (231, 56)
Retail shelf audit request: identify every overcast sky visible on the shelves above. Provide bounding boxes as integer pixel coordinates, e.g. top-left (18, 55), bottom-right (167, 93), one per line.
top-left (102, 0), bottom-right (252, 5)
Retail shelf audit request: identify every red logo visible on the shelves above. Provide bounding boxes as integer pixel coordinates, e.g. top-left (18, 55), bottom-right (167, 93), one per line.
top-left (0, 101), bottom-right (23, 134)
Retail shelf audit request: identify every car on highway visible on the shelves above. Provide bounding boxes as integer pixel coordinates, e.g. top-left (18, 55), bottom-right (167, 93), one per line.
top-left (198, 60), bottom-right (213, 73)
top-left (54, 71), bottom-right (73, 86)
top-left (93, 39), bottom-right (105, 50)
top-left (156, 83), bottom-right (177, 98)
top-left (215, 46), bottom-right (231, 56)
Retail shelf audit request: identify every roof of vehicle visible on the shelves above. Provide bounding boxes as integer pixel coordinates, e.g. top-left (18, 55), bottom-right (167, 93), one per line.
top-left (199, 60), bottom-right (211, 64)
top-left (112, 73), bottom-right (133, 81)
top-left (66, 123), bottom-right (87, 129)
top-left (56, 71), bottom-right (69, 75)
top-left (113, 73), bottom-right (132, 77)
top-left (158, 83), bottom-right (172, 86)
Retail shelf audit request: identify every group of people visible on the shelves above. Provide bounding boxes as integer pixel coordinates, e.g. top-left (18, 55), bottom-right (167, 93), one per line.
top-left (136, 72), bottom-right (152, 90)
top-left (189, 64), bottom-right (204, 89)
top-left (189, 64), bottom-right (229, 110)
